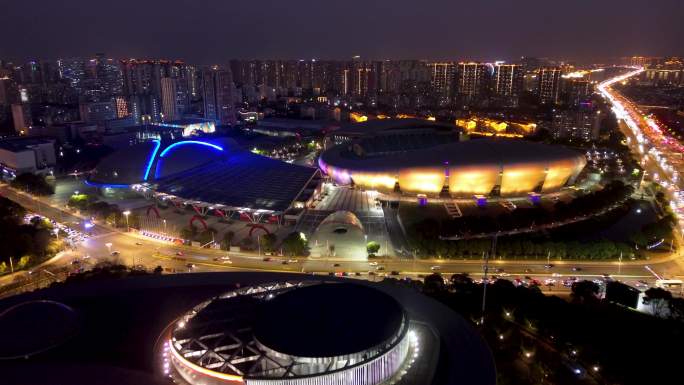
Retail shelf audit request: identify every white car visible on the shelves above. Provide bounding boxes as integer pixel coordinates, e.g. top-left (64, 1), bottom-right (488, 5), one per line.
top-left (430, 266), bottom-right (441, 271)
top-left (213, 256), bottom-right (232, 264)
top-left (368, 261), bottom-right (378, 266)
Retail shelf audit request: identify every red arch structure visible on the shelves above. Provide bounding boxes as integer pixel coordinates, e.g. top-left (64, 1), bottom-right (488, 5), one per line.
top-left (189, 215), bottom-right (208, 231)
top-left (146, 205), bottom-right (161, 218)
top-left (247, 224), bottom-right (270, 237)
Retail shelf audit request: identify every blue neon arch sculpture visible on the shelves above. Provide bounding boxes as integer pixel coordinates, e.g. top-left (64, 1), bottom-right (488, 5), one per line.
top-left (153, 140), bottom-right (224, 180)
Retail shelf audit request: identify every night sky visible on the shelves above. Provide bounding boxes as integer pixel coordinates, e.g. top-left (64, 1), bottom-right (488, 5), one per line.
top-left (1, 0), bottom-right (682, 63)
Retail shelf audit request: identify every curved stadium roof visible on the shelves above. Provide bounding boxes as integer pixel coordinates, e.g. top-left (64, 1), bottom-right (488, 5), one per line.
top-left (320, 138), bottom-right (585, 172)
top-left (89, 138), bottom-right (319, 212)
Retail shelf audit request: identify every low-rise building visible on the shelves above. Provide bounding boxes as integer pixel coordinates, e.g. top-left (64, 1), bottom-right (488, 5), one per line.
top-left (0, 137), bottom-right (56, 178)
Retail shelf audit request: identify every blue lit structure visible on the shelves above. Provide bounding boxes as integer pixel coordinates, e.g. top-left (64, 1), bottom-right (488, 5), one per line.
top-left (143, 140), bottom-right (161, 181)
top-left (88, 137), bottom-right (322, 214)
top-left (154, 140), bottom-right (225, 180)
top-left (158, 140), bottom-right (224, 158)
top-left (85, 180), bottom-right (130, 189)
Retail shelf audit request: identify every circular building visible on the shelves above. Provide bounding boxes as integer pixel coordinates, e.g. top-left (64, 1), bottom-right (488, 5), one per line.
top-left (169, 282), bottom-right (411, 385)
top-left (308, 211), bottom-right (368, 259)
top-left (319, 124), bottom-right (586, 197)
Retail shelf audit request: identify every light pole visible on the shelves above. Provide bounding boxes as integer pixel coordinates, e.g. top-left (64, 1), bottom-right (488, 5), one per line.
top-left (481, 235), bottom-right (497, 326)
top-left (123, 210), bottom-right (131, 232)
top-left (618, 252), bottom-right (623, 275)
top-left (257, 234), bottom-right (261, 256)
top-left (163, 219), bottom-right (167, 235)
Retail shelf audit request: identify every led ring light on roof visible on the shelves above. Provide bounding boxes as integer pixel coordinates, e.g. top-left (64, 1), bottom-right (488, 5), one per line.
top-left (158, 140), bottom-right (224, 158)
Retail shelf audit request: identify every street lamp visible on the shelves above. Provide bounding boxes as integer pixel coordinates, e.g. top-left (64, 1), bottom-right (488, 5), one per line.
top-left (123, 210), bottom-right (131, 232)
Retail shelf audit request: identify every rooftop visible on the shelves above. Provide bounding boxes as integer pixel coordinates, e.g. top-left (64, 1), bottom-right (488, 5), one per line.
top-left (156, 150), bottom-right (319, 212)
top-left (322, 138), bottom-right (585, 171)
top-left (0, 137), bottom-right (54, 152)
top-left (331, 118), bottom-right (456, 137)
top-left (253, 283), bottom-right (405, 358)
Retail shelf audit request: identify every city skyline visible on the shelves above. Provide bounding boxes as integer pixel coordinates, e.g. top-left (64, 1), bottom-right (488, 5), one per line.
top-left (1, 2), bottom-right (684, 384)
top-left (1, 0), bottom-right (683, 63)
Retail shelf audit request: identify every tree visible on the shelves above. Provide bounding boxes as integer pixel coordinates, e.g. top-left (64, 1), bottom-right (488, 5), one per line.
top-left (67, 194), bottom-right (93, 210)
top-left (259, 233), bottom-right (277, 252)
top-left (10, 173), bottom-right (54, 195)
top-left (669, 297), bottom-right (684, 321)
top-left (16, 255), bottom-right (31, 269)
top-left (571, 280), bottom-right (600, 304)
top-left (643, 287), bottom-right (672, 318)
top-left (197, 228), bottom-right (218, 246)
top-left (282, 232), bottom-right (308, 256)
top-left (367, 241), bottom-right (381, 256)
top-left (450, 273), bottom-right (474, 292)
top-left (180, 226), bottom-right (196, 241)
top-left (240, 236), bottom-right (254, 250)
top-left (221, 231), bottom-right (235, 250)
top-left (423, 273), bottom-right (445, 293)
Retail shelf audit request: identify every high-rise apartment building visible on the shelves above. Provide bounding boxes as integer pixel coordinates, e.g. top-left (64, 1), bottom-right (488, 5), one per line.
top-left (202, 67), bottom-right (236, 126)
top-left (455, 62), bottom-right (489, 97)
top-left (491, 64), bottom-right (523, 97)
top-left (563, 79), bottom-right (594, 106)
top-left (160, 77), bottom-right (178, 121)
top-left (11, 103), bottom-right (32, 134)
top-left (551, 108), bottom-right (600, 141)
top-left (538, 67), bottom-right (563, 104)
top-left (428, 62), bottom-right (456, 102)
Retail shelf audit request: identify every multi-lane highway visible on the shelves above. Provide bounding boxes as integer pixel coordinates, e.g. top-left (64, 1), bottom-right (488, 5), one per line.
top-left (598, 68), bottom-right (684, 230)
top-left (1, 180), bottom-right (678, 299)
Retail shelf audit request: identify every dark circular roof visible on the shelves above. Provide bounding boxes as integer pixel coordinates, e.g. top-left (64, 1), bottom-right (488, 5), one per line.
top-left (0, 300), bottom-right (79, 359)
top-left (253, 283), bottom-right (404, 357)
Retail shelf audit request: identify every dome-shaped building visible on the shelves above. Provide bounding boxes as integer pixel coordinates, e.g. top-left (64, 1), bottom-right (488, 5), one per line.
top-left (309, 211), bottom-right (368, 260)
top-left (319, 121), bottom-right (586, 197)
top-left (169, 282), bottom-right (412, 385)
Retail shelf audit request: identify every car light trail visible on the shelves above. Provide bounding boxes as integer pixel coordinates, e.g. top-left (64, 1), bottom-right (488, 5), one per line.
top-left (599, 67), bottom-right (684, 235)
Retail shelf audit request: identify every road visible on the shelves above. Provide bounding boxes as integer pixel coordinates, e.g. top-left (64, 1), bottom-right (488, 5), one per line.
top-left (597, 67), bottom-right (684, 282)
top-left (5, 74), bottom-right (684, 298)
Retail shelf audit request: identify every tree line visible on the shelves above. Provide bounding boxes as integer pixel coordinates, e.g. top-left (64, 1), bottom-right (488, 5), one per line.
top-left (405, 181), bottom-right (661, 260)
top-left (0, 197), bottom-right (63, 273)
